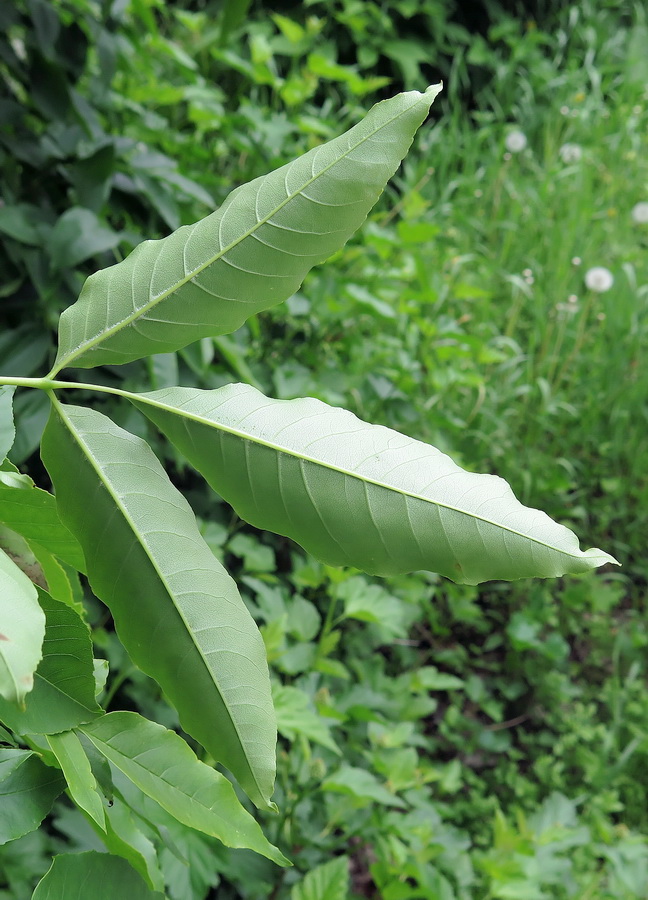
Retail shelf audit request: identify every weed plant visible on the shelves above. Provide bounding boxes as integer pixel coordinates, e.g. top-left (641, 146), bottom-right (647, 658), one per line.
top-left (0, 1), bottom-right (646, 898)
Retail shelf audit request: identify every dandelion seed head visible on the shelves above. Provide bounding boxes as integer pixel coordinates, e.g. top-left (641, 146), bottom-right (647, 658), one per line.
top-left (505, 131), bottom-right (528, 153)
top-left (631, 202), bottom-right (648, 224)
top-left (597, 313), bottom-right (606, 321)
top-left (560, 106), bottom-right (570, 116)
top-left (568, 294), bottom-right (578, 304)
top-left (584, 267), bottom-right (614, 293)
top-left (503, 152), bottom-right (512, 161)
top-left (522, 268), bottom-right (533, 277)
top-left (559, 143), bottom-right (583, 163)
top-left (571, 256), bottom-right (582, 266)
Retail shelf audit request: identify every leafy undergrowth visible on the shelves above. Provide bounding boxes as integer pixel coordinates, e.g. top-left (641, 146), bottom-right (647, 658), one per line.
top-left (1, 0), bottom-right (647, 897)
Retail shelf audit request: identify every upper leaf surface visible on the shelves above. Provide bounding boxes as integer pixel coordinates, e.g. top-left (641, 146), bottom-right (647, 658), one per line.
top-left (40, 402), bottom-right (277, 809)
top-left (31, 851), bottom-right (165, 900)
top-left (133, 384), bottom-right (618, 585)
top-left (80, 711), bottom-right (288, 865)
top-left (52, 85), bottom-right (442, 372)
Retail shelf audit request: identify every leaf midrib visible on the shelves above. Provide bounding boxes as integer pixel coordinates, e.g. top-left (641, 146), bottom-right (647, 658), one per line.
top-left (53, 402), bottom-right (259, 794)
top-left (135, 391), bottom-right (605, 561)
top-left (57, 90), bottom-right (432, 370)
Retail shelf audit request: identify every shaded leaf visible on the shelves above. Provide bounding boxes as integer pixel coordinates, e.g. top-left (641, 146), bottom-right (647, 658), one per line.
top-left (0, 753), bottom-right (64, 845)
top-left (0, 472), bottom-right (86, 572)
top-left (92, 795), bottom-right (165, 893)
top-left (133, 384), bottom-right (618, 584)
top-left (52, 86), bottom-right (442, 371)
top-left (31, 851), bottom-right (165, 899)
top-left (80, 711), bottom-right (289, 865)
top-left (0, 587), bottom-right (101, 735)
top-left (41, 402), bottom-right (276, 809)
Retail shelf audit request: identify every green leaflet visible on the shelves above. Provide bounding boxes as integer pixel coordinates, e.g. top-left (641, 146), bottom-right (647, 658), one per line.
top-left (0, 587), bottom-right (101, 734)
top-left (51, 85), bottom-right (442, 372)
top-left (0, 472), bottom-right (86, 572)
top-left (0, 547), bottom-right (45, 706)
top-left (80, 712), bottom-right (289, 865)
top-left (0, 752), bottom-right (65, 845)
top-left (132, 384), bottom-right (619, 585)
top-left (291, 856), bottom-right (350, 900)
top-left (40, 401), bottom-right (277, 810)
top-left (46, 730), bottom-right (106, 829)
top-left (32, 851), bottom-right (165, 900)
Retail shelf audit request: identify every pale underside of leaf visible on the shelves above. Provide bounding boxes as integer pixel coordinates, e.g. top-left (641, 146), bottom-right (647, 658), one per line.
top-left (52, 85), bottom-right (442, 371)
top-left (40, 402), bottom-right (276, 809)
top-left (0, 547), bottom-right (45, 705)
top-left (132, 384), bottom-right (618, 585)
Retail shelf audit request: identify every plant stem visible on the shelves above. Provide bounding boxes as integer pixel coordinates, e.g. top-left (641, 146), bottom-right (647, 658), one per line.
top-left (0, 375), bottom-right (139, 401)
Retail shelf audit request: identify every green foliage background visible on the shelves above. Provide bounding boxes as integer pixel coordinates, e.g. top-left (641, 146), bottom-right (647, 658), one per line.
top-left (1, 0), bottom-right (647, 896)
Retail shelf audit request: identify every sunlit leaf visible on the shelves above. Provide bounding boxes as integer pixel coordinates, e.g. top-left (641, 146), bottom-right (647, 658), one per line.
top-left (133, 384), bottom-right (618, 584)
top-left (0, 548), bottom-right (45, 706)
top-left (80, 712), bottom-right (289, 865)
top-left (52, 86), bottom-right (442, 372)
top-left (46, 730), bottom-right (106, 829)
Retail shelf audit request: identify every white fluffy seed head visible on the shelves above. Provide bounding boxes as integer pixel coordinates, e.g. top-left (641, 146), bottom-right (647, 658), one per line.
top-left (584, 267), bottom-right (614, 293)
top-left (631, 202), bottom-right (648, 224)
top-left (505, 131), bottom-right (527, 153)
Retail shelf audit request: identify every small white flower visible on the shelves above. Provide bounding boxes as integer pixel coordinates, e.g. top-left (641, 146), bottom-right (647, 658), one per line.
top-left (584, 267), bottom-right (614, 293)
top-left (474, 189), bottom-right (483, 198)
top-left (631, 202), bottom-right (648, 224)
top-left (572, 256), bottom-right (582, 266)
top-left (522, 268), bottom-right (533, 277)
top-left (568, 294), bottom-right (578, 304)
top-left (560, 106), bottom-right (570, 116)
top-left (559, 143), bottom-right (582, 163)
top-left (505, 131), bottom-right (528, 153)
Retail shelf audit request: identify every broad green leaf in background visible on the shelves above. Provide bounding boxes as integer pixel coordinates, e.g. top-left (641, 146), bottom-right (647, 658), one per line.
top-left (46, 730), bottom-right (106, 829)
top-left (0, 473), bottom-right (86, 572)
top-left (0, 547), bottom-right (45, 705)
top-left (0, 752), bottom-right (64, 845)
top-left (321, 765), bottom-right (406, 809)
top-left (80, 712), bottom-right (289, 865)
top-left (51, 85), bottom-right (442, 372)
top-left (273, 684), bottom-right (340, 754)
top-left (133, 384), bottom-right (618, 584)
top-left (31, 851), bottom-right (166, 900)
top-left (41, 402), bottom-right (277, 810)
top-left (0, 588), bottom-right (101, 734)
top-left (291, 856), bottom-right (350, 900)
top-left (0, 386), bottom-right (15, 460)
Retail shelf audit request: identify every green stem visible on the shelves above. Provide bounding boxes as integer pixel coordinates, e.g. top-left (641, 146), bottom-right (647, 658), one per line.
top-left (0, 375), bottom-right (140, 402)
